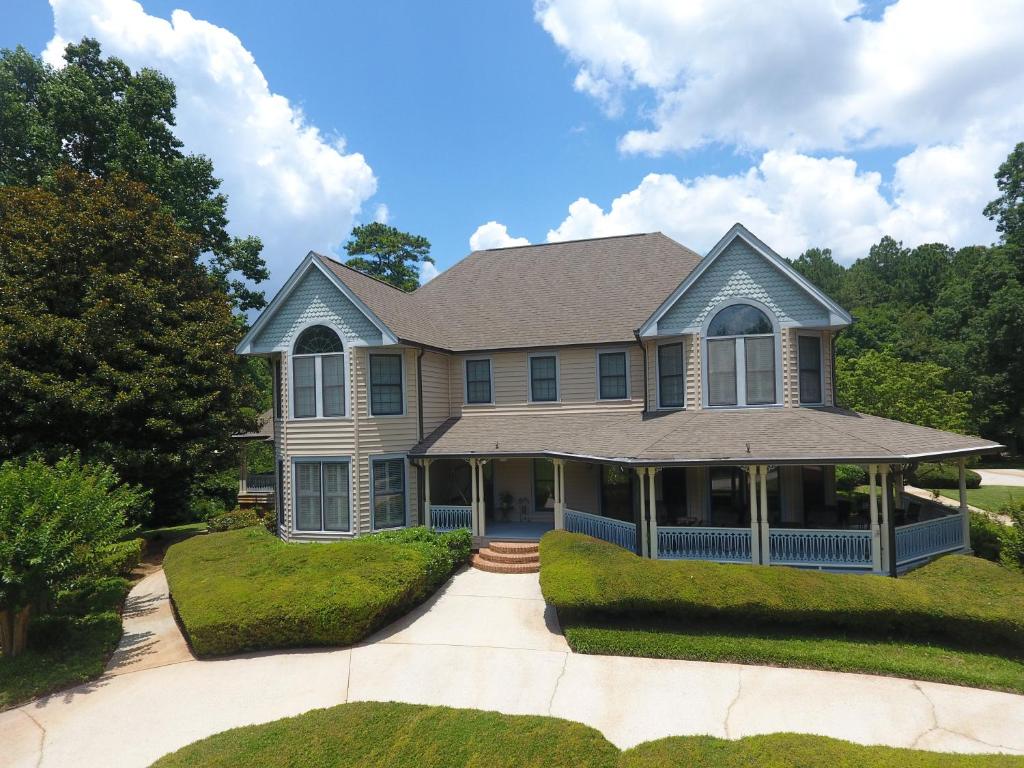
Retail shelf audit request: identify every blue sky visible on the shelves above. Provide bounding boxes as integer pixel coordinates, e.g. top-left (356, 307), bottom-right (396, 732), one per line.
top-left (4, 1), bottom-right (1020, 294)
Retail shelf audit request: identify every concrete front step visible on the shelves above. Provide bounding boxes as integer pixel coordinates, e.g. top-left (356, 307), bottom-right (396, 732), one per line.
top-left (489, 540), bottom-right (540, 555)
top-left (478, 548), bottom-right (540, 565)
top-left (470, 553), bottom-right (540, 574)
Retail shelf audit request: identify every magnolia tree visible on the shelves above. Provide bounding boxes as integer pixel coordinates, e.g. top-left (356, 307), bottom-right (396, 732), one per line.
top-left (0, 456), bottom-right (145, 656)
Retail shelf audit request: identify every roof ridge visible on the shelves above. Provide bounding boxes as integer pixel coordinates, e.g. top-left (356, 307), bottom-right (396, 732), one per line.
top-left (313, 251), bottom-right (419, 295)
top-left (479, 231), bottom-right (653, 252)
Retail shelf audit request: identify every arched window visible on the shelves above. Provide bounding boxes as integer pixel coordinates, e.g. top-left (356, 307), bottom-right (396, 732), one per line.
top-left (292, 325), bottom-right (345, 418)
top-left (705, 304), bottom-right (777, 407)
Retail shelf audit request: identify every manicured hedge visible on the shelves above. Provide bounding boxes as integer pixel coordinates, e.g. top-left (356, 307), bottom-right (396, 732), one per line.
top-left (910, 462), bottom-right (982, 489)
top-left (539, 532), bottom-right (1024, 655)
top-left (163, 526), bottom-right (471, 657)
top-left (151, 702), bottom-right (1024, 768)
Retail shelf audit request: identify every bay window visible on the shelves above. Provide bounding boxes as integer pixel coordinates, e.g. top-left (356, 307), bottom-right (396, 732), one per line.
top-left (705, 304), bottom-right (778, 407)
top-left (291, 325), bottom-right (345, 418)
top-left (293, 458), bottom-right (350, 532)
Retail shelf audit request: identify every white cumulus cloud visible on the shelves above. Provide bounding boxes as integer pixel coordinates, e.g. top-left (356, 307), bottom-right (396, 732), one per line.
top-left (45, 0), bottom-right (378, 288)
top-left (469, 221), bottom-right (531, 251)
top-left (419, 260), bottom-right (440, 285)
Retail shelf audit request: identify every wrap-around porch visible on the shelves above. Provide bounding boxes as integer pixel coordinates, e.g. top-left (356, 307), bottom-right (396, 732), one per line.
top-left (418, 456), bottom-right (972, 575)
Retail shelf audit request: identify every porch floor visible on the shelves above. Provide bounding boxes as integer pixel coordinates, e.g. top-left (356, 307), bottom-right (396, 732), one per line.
top-left (483, 521), bottom-right (554, 540)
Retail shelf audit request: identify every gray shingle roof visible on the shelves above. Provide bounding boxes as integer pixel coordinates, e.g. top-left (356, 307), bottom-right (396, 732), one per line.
top-left (319, 233), bottom-right (701, 352)
top-left (410, 408), bottom-right (1002, 464)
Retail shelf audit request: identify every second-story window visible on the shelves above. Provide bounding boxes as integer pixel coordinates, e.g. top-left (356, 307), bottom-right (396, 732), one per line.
top-left (598, 350), bottom-right (628, 399)
top-left (798, 334), bottom-right (823, 404)
top-left (658, 342), bottom-right (685, 408)
top-left (465, 359), bottom-right (492, 404)
top-left (370, 353), bottom-right (403, 415)
top-left (706, 304), bottom-right (777, 407)
top-left (292, 325), bottom-right (345, 418)
top-left (530, 355), bottom-right (558, 402)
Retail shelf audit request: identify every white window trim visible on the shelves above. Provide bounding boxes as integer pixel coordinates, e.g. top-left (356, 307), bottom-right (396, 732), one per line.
top-left (655, 339), bottom-right (686, 410)
top-left (595, 347), bottom-right (632, 401)
top-left (291, 456), bottom-right (353, 534)
top-left (463, 356), bottom-right (495, 405)
top-left (288, 322), bottom-right (351, 421)
top-left (528, 351), bottom-right (560, 404)
top-left (700, 299), bottom-right (783, 409)
top-left (370, 454), bottom-right (410, 531)
top-left (368, 350), bottom-right (407, 417)
top-left (796, 331), bottom-right (826, 406)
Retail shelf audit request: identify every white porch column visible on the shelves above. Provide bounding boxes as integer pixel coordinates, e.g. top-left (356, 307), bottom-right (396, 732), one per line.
top-left (636, 467), bottom-right (649, 558)
top-left (423, 459), bottom-right (433, 529)
top-left (869, 464), bottom-right (881, 573)
top-left (759, 465), bottom-right (771, 565)
top-left (748, 466), bottom-right (761, 565)
top-left (648, 468), bottom-right (659, 559)
top-left (470, 458), bottom-right (480, 536)
top-left (553, 459), bottom-right (565, 530)
top-left (238, 447), bottom-right (248, 496)
top-left (478, 459), bottom-right (487, 537)
top-left (958, 458), bottom-right (971, 550)
top-left (879, 464), bottom-right (891, 573)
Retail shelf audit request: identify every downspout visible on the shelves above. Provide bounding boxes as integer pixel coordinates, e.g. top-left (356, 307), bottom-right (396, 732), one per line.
top-left (416, 346), bottom-right (425, 525)
top-left (634, 330), bottom-right (649, 414)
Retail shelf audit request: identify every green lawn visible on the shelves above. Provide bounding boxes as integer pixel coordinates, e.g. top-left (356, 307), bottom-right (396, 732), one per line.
top-left (163, 526), bottom-right (470, 656)
top-left (151, 702), bottom-right (1024, 768)
top-left (140, 521), bottom-right (208, 542)
top-left (540, 531), bottom-right (1024, 691)
top-left (939, 485), bottom-right (1021, 512)
top-left (0, 577), bottom-right (129, 710)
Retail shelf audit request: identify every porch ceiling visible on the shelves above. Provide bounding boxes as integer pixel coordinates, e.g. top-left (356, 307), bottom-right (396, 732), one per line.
top-left (410, 408), bottom-right (1002, 466)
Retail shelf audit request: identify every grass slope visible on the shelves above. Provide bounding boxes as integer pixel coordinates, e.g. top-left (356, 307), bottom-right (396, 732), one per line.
top-left (163, 527), bottom-right (468, 657)
top-left (939, 486), bottom-right (1021, 512)
top-left (151, 702), bottom-right (1024, 768)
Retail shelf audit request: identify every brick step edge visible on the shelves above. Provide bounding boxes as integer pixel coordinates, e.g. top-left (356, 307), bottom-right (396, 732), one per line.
top-left (478, 548), bottom-right (541, 565)
top-left (488, 541), bottom-right (540, 555)
top-left (470, 554), bottom-right (540, 574)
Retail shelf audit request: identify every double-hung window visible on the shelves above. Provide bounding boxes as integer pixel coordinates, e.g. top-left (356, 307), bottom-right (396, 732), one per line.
top-left (372, 456), bottom-right (406, 529)
top-left (657, 342), bottom-right (685, 408)
top-left (598, 350), bottom-right (628, 400)
top-left (369, 354), bottom-right (403, 415)
top-left (293, 459), bottom-right (350, 532)
top-left (465, 358), bottom-right (492, 404)
top-left (705, 304), bottom-right (777, 407)
top-left (291, 325), bottom-right (345, 418)
top-left (529, 355), bottom-right (558, 402)
top-left (798, 335), bottom-right (823, 404)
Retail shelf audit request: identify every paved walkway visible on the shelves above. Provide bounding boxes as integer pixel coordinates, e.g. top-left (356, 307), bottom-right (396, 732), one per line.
top-left (4, 568), bottom-right (1024, 768)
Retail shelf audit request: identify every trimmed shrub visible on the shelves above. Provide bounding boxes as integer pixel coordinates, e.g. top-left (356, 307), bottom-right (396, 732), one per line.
top-left (93, 538), bottom-right (144, 576)
top-left (539, 531), bottom-right (1024, 655)
top-left (207, 507), bottom-right (264, 532)
top-left (971, 512), bottom-right (1004, 562)
top-left (164, 527), bottom-right (468, 656)
top-left (910, 462), bottom-right (982, 489)
top-left (999, 502), bottom-right (1024, 571)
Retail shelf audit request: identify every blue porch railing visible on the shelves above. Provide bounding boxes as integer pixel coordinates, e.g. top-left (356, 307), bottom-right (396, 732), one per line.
top-left (769, 528), bottom-right (873, 569)
top-left (430, 505), bottom-right (472, 532)
top-left (895, 514), bottom-right (963, 567)
top-left (658, 526), bottom-right (753, 562)
top-left (565, 508), bottom-right (637, 552)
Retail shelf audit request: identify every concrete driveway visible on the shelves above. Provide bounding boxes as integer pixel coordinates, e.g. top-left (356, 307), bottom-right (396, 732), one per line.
top-left (4, 567), bottom-right (1024, 768)
top-left (977, 468), bottom-right (1024, 488)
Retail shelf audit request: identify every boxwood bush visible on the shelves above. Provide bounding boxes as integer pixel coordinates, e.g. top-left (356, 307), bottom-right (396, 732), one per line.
top-left (164, 526), bottom-right (471, 657)
top-left (910, 462), bottom-right (982, 489)
top-left (540, 532), bottom-right (1024, 655)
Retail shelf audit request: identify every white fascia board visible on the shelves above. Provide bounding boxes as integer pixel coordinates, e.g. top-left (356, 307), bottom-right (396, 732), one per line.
top-left (309, 254), bottom-right (399, 346)
top-left (637, 223), bottom-right (853, 337)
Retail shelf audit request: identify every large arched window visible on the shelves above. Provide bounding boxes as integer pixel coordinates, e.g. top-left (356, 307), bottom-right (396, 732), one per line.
top-left (292, 325), bottom-right (345, 418)
top-left (705, 304), bottom-right (777, 407)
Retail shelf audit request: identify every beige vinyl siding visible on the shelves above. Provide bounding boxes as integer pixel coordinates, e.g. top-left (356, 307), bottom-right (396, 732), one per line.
top-left (282, 346), bottom-right (420, 538)
top-left (782, 329), bottom-right (796, 407)
top-left (451, 345), bottom-right (645, 415)
top-left (823, 330), bottom-right (834, 406)
top-left (421, 350), bottom-right (451, 434)
top-left (687, 333), bottom-right (702, 410)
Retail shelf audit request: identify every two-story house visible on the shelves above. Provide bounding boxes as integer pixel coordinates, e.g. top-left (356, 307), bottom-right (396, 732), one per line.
top-left (235, 224), bottom-right (1000, 575)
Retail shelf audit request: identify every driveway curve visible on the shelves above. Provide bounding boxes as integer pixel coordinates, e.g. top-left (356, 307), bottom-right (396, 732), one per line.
top-left (3, 566), bottom-right (1024, 768)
